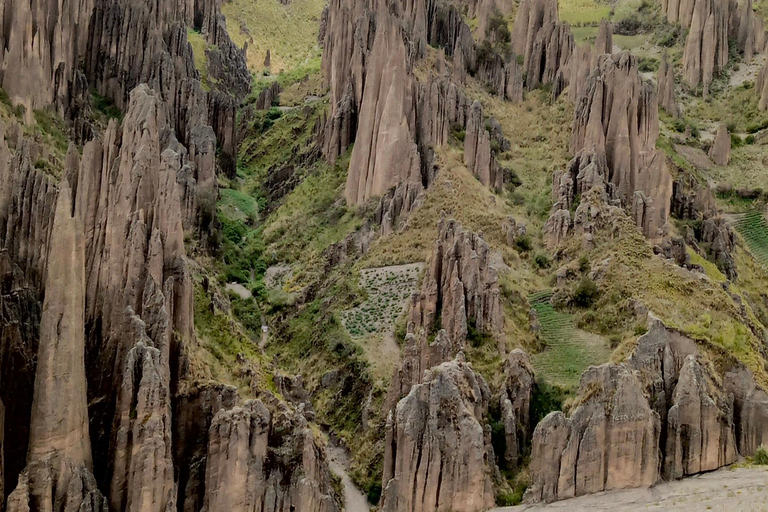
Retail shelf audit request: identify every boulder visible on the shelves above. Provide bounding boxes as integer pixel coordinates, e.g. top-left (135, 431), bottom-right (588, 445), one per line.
top-left (709, 124), bottom-right (731, 166)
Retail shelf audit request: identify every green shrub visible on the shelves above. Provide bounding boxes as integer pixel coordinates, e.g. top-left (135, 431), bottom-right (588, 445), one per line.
top-left (514, 234), bottom-right (533, 253)
top-left (572, 277), bottom-right (599, 308)
top-left (754, 445), bottom-right (768, 465)
top-left (533, 252), bottom-right (551, 269)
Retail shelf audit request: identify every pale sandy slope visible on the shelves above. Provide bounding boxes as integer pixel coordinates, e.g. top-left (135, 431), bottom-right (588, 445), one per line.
top-left (492, 467), bottom-right (768, 512)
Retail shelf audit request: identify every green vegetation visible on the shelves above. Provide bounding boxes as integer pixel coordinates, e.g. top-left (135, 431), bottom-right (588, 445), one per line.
top-left (187, 28), bottom-right (212, 90)
top-left (340, 265), bottom-right (422, 338)
top-left (753, 445), bottom-right (768, 465)
top-left (222, 0), bottom-right (325, 73)
top-left (528, 291), bottom-right (612, 389)
top-left (734, 210), bottom-right (768, 268)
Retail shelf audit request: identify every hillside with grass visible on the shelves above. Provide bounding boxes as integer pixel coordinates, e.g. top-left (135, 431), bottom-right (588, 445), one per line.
top-left (168, 0), bottom-right (768, 509)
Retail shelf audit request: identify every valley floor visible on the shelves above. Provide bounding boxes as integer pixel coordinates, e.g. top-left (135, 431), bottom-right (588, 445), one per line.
top-left (492, 467), bottom-right (768, 512)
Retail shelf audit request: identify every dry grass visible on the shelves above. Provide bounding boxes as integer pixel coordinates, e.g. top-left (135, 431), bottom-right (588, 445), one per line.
top-left (222, 0), bottom-right (325, 74)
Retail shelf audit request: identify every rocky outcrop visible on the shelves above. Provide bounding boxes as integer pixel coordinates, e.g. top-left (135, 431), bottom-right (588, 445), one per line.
top-left (6, 179), bottom-right (108, 511)
top-left (664, 355), bottom-right (738, 479)
top-left (408, 218), bottom-right (504, 345)
top-left (477, 52), bottom-right (525, 103)
top-left (323, 0), bottom-right (509, 216)
top-left (658, 52), bottom-right (680, 118)
top-left (661, 0), bottom-right (766, 96)
top-left (725, 366), bottom-right (768, 455)
top-left (201, 399), bottom-right (339, 512)
top-left (709, 124), bottom-right (731, 166)
top-left (512, 0), bottom-right (574, 92)
top-left (381, 356), bottom-right (497, 512)
top-left (173, 383), bottom-right (238, 512)
top-left (344, 8), bottom-right (422, 206)
top-left (464, 101), bottom-right (505, 189)
top-left (757, 58), bottom-right (768, 111)
top-left (527, 364), bottom-right (661, 503)
top-left (499, 350), bottom-right (535, 471)
top-left (0, 0), bottom-right (248, 214)
top-left (256, 82), bottom-right (282, 110)
top-left (569, 20), bottom-right (613, 103)
top-left (527, 317), bottom-right (768, 503)
top-left (570, 52), bottom-right (672, 240)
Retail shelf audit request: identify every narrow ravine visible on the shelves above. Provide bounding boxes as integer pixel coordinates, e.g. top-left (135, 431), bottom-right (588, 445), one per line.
top-left (327, 440), bottom-right (371, 512)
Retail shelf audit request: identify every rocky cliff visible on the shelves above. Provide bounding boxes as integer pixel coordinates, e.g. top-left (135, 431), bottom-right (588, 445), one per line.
top-left (527, 318), bottom-right (768, 503)
top-left (560, 52), bottom-right (672, 241)
top-left (323, 0), bottom-right (510, 216)
top-left (0, 84), bottom-right (341, 511)
top-left (381, 355), bottom-right (497, 512)
top-left (661, 0), bottom-right (766, 96)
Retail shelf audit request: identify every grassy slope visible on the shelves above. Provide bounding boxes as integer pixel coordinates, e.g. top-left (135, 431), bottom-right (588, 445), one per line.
top-left (222, 0), bottom-right (325, 74)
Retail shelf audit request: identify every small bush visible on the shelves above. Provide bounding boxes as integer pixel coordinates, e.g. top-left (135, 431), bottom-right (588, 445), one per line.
top-left (578, 255), bottom-right (590, 273)
top-left (572, 277), bottom-right (599, 308)
top-left (514, 234), bottom-right (533, 253)
top-left (533, 252), bottom-right (551, 269)
top-left (754, 445), bottom-right (768, 465)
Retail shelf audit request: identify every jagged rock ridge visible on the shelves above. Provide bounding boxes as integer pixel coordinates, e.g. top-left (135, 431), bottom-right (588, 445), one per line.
top-left (527, 318), bottom-right (768, 503)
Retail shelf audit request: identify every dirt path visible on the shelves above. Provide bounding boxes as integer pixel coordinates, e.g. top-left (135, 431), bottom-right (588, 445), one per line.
top-left (492, 467), bottom-right (768, 512)
top-left (327, 441), bottom-right (370, 512)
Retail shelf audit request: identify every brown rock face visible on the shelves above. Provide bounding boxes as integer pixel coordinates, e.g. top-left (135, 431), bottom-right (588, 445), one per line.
top-left (658, 52), bottom-right (680, 118)
top-left (661, 0), bottom-right (765, 96)
top-left (528, 318), bottom-right (768, 503)
top-left (570, 52), bottom-right (672, 240)
top-left (201, 399), bottom-right (339, 512)
top-left (664, 355), bottom-right (738, 479)
top-left (381, 356), bottom-right (497, 512)
top-left (569, 21), bottom-right (613, 103)
top-left (499, 350), bottom-right (535, 471)
top-left (345, 8), bottom-right (421, 206)
top-left (323, 0), bottom-right (509, 216)
top-left (409, 218), bottom-right (504, 345)
top-left (511, 0), bottom-right (574, 92)
top-left (708, 124), bottom-right (731, 166)
top-left (725, 366), bottom-right (768, 455)
top-left (6, 180), bottom-right (108, 511)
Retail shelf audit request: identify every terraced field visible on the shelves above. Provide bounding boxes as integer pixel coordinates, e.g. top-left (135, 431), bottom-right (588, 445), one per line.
top-left (529, 291), bottom-right (612, 389)
top-left (734, 210), bottom-right (768, 267)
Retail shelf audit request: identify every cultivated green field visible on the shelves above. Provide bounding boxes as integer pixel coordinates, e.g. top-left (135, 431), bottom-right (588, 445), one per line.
top-left (529, 291), bottom-right (612, 389)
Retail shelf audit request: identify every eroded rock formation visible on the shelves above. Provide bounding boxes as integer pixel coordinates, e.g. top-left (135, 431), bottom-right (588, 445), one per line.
top-left (709, 124), bottom-right (732, 166)
top-left (381, 356), bottom-right (497, 512)
top-left (661, 0), bottom-right (766, 96)
top-left (527, 317), bottom-right (768, 503)
top-left (201, 399), bottom-right (339, 512)
top-left (6, 179), bottom-right (107, 511)
top-left (499, 350), bottom-right (535, 471)
top-left (567, 52), bottom-right (672, 240)
top-left (408, 218), bottom-right (504, 344)
top-left (658, 52), bottom-right (680, 118)
top-left (512, 0), bottom-right (574, 92)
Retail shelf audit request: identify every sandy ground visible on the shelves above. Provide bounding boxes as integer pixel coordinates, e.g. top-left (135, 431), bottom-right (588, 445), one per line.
top-left (491, 467), bottom-right (768, 512)
top-left (327, 441), bottom-right (370, 512)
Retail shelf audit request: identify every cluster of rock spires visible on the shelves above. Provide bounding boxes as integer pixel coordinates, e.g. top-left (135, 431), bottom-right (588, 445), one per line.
top-left (0, 59), bottom-right (337, 512)
top-left (661, 0), bottom-right (767, 96)
top-left (0, 0), bottom-right (250, 231)
top-left (380, 218), bottom-right (537, 512)
top-left (528, 317), bottom-right (768, 503)
top-left (547, 50), bottom-right (673, 246)
top-left (321, 0), bottom-right (538, 228)
top-left (0, 0), bottom-right (339, 504)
